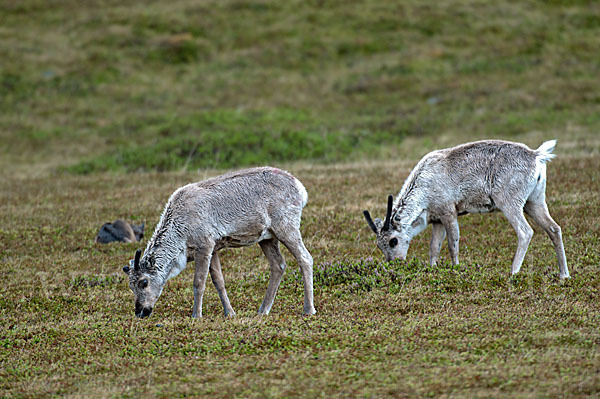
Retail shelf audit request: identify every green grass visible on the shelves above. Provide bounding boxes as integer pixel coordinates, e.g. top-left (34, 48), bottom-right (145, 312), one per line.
top-left (1, 0), bottom-right (600, 397)
top-left (2, 0), bottom-right (600, 173)
top-left (1, 157), bottom-right (599, 398)
top-left (64, 109), bottom-right (400, 173)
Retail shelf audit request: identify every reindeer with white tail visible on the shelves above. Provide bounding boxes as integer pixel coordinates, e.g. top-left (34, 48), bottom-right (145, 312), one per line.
top-left (122, 167), bottom-right (316, 318)
top-left (363, 140), bottom-right (569, 279)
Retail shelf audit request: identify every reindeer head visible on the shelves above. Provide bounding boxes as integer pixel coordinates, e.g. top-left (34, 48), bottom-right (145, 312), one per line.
top-left (363, 195), bottom-right (412, 262)
top-left (122, 249), bottom-right (164, 318)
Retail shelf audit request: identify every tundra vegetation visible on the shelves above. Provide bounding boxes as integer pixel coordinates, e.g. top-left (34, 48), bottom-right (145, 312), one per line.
top-left (1, 0), bottom-right (599, 397)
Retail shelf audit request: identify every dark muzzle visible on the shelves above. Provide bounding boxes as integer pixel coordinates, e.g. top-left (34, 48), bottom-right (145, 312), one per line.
top-left (135, 303), bottom-right (152, 318)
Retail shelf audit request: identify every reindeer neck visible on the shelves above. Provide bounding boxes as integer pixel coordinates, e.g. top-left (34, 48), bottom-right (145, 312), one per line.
top-left (394, 165), bottom-right (432, 226)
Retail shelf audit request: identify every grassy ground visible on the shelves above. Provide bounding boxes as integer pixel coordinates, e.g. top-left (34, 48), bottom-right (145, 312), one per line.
top-left (1, 154), bottom-right (599, 398)
top-left (2, 0), bottom-right (600, 174)
top-left (1, 0), bottom-right (600, 397)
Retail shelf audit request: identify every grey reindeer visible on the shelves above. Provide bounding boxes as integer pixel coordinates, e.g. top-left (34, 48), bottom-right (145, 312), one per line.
top-left (95, 220), bottom-right (144, 243)
top-left (122, 167), bottom-right (316, 318)
top-left (363, 140), bottom-right (569, 279)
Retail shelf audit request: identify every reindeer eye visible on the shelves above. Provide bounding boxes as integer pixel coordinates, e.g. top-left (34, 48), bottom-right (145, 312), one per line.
top-left (138, 279), bottom-right (148, 289)
top-left (389, 238), bottom-right (398, 248)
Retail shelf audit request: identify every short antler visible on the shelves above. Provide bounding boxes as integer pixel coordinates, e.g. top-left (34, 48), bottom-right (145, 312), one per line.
top-left (134, 249), bottom-right (142, 272)
top-left (383, 195), bottom-right (393, 231)
top-left (363, 210), bottom-right (378, 234)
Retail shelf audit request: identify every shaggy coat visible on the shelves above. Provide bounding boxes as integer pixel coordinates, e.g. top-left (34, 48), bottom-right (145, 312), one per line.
top-left (123, 167), bottom-right (315, 318)
top-left (364, 140), bottom-right (569, 278)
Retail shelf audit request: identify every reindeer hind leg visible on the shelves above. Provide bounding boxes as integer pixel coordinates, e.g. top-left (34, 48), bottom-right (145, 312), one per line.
top-left (524, 201), bottom-right (569, 278)
top-left (257, 238), bottom-right (287, 315)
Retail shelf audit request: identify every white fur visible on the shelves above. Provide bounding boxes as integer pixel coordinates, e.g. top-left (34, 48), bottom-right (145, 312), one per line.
top-left (166, 249), bottom-right (188, 281)
top-left (295, 177), bottom-right (308, 208)
top-left (366, 140), bottom-right (569, 279)
top-left (128, 167), bottom-right (316, 318)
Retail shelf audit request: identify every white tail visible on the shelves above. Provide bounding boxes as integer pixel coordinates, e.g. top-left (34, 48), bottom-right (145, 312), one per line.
top-left (536, 139), bottom-right (557, 163)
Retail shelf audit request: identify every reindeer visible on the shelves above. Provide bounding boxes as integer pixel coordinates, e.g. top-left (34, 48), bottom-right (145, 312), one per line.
top-left (95, 220), bottom-right (144, 244)
top-left (363, 140), bottom-right (569, 279)
top-left (122, 167), bottom-right (316, 318)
